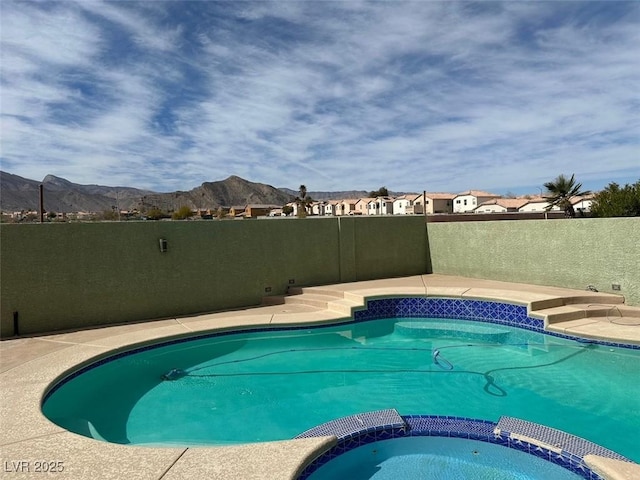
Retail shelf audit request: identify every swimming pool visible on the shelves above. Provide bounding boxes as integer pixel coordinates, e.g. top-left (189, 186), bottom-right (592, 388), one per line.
top-left (42, 298), bottom-right (640, 463)
top-left (305, 436), bottom-right (584, 480)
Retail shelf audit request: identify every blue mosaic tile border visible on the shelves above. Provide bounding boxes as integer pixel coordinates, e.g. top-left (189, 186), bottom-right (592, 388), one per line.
top-left (353, 297), bottom-right (640, 350)
top-left (295, 415), bottom-right (607, 480)
top-left (353, 297), bottom-right (542, 330)
top-left (43, 296), bottom-right (638, 402)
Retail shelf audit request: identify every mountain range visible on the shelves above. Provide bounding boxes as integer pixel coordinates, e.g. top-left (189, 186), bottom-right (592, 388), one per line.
top-left (0, 171), bottom-right (379, 213)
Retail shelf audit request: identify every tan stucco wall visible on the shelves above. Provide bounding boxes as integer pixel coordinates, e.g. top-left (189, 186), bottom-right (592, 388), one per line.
top-left (427, 217), bottom-right (640, 306)
top-left (0, 216), bottom-right (428, 336)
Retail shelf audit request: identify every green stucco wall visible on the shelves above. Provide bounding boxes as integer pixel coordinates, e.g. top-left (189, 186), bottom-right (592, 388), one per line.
top-left (2, 217), bottom-right (638, 337)
top-left (0, 216), bottom-right (427, 336)
top-left (427, 218), bottom-right (640, 306)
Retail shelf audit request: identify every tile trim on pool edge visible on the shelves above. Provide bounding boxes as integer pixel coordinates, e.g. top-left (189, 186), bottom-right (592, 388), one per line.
top-left (42, 296), bottom-right (639, 402)
top-left (354, 297), bottom-right (639, 350)
top-left (295, 414), bottom-right (608, 480)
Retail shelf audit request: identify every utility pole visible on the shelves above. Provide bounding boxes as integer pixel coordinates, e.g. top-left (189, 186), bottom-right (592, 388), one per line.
top-left (39, 184), bottom-right (44, 223)
top-left (423, 190), bottom-right (427, 222)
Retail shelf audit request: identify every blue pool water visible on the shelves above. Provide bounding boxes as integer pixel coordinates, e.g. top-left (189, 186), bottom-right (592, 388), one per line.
top-left (306, 437), bottom-right (583, 480)
top-left (42, 316), bottom-right (640, 461)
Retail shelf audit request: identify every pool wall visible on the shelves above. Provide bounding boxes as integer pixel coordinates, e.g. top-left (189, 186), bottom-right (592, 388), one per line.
top-left (2, 216), bottom-right (638, 336)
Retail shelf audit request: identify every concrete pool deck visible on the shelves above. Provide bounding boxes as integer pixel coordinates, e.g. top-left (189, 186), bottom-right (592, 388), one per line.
top-left (1, 274), bottom-right (639, 479)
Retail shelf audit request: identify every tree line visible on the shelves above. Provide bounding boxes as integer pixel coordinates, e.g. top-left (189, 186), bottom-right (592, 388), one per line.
top-left (544, 174), bottom-right (639, 218)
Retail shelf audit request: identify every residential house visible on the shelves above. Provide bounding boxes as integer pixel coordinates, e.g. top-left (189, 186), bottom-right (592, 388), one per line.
top-left (215, 206), bottom-right (231, 218)
top-left (368, 196), bottom-right (394, 215)
top-left (355, 198), bottom-right (374, 215)
top-left (284, 201), bottom-right (297, 216)
top-left (336, 199), bottom-right (358, 216)
top-left (311, 201), bottom-right (327, 216)
top-left (475, 198), bottom-right (529, 213)
top-left (393, 194), bottom-right (423, 215)
top-left (571, 195), bottom-right (595, 216)
top-left (453, 190), bottom-right (501, 213)
top-left (288, 201), bottom-right (311, 217)
top-left (420, 193), bottom-right (455, 214)
top-left (517, 197), bottom-right (561, 213)
top-left (324, 200), bottom-right (340, 216)
top-left (244, 204), bottom-right (282, 218)
top-left (229, 205), bottom-right (246, 217)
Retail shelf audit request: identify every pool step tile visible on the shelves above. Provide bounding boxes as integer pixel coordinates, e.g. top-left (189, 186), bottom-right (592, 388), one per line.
top-left (495, 416), bottom-right (630, 462)
top-left (295, 409), bottom-right (406, 440)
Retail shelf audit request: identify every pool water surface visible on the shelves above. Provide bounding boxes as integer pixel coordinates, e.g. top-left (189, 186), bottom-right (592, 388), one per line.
top-left (306, 436), bottom-right (584, 480)
top-left (42, 316), bottom-right (640, 461)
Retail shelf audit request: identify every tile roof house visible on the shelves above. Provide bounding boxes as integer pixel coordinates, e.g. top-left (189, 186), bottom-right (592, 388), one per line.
top-left (244, 204), bottom-right (281, 218)
top-left (393, 194), bottom-right (423, 215)
top-left (453, 190), bottom-right (501, 213)
top-left (418, 192), bottom-right (456, 214)
top-left (355, 198), bottom-right (375, 215)
top-left (475, 198), bottom-right (529, 213)
top-left (311, 201), bottom-right (327, 216)
top-left (517, 197), bottom-right (560, 213)
top-left (571, 194), bottom-right (595, 216)
top-left (324, 200), bottom-right (340, 216)
top-left (368, 196), bottom-right (395, 215)
top-left (336, 199), bottom-right (359, 216)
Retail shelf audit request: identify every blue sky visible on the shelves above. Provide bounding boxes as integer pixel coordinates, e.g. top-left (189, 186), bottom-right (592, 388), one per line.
top-left (1, 1), bottom-right (638, 194)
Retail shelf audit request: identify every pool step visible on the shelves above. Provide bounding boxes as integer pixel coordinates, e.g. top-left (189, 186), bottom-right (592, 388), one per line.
top-left (546, 315), bottom-right (640, 345)
top-left (326, 298), bottom-right (362, 316)
top-left (282, 293), bottom-right (340, 309)
top-left (561, 294), bottom-right (625, 306)
top-left (535, 303), bottom-right (638, 325)
top-left (288, 286), bottom-right (346, 297)
top-left (394, 320), bottom-right (511, 341)
top-left (262, 287), bottom-right (364, 315)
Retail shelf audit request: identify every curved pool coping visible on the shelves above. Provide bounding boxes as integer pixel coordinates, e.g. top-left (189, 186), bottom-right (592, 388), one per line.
top-left (2, 274), bottom-right (639, 480)
top-left (294, 410), bottom-right (630, 480)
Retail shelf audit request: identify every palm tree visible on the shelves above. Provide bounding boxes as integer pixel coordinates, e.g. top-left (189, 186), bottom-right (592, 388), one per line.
top-left (543, 174), bottom-right (591, 217)
top-left (295, 184), bottom-right (313, 218)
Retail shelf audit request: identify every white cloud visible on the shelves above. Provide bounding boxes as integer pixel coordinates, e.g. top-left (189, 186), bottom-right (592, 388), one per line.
top-left (1, 1), bottom-right (638, 193)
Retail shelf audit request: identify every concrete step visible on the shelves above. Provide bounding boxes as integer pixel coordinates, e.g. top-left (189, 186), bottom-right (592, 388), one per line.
top-left (327, 298), bottom-right (362, 316)
top-left (535, 303), bottom-right (639, 326)
top-left (261, 295), bottom-right (285, 306)
top-left (531, 305), bottom-right (586, 324)
top-left (282, 293), bottom-right (336, 309)
top-left (561, 294), bottom-right (625, 305)
top-left (262, 287), bottom-right (344, 307)
top-left (547, 317), bottom-right (640, 345)
top-left (289, 287), bottom-right (345, 299)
